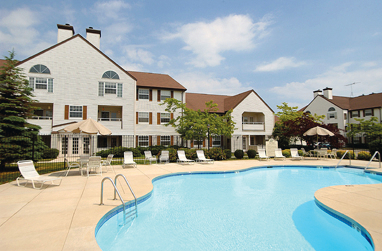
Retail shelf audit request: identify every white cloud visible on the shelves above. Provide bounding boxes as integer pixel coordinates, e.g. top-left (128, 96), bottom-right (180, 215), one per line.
top-left (174, 72), bottom-right (250, 95)
top-left (123, 46), bottom-right (154, 65)
top-left (163, 14), bottom-right (272, 68)
top-left (157, 55), bottom-right (171, 68)
top-left (270, 62), bottom-right (382, 106)
top-left (255, 57), bottom-right (306, 72)
top-left (93, 0), bottom-right (131, 21)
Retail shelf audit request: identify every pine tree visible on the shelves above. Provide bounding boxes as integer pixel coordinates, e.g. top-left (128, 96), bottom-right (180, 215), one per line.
top-left (0, 50), bottom-right (41, 170)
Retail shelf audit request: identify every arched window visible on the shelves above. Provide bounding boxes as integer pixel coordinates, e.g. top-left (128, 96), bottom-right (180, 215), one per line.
top-left (102, 71), bottom-right (119, 79)
top-left (328, 107), bottom-right (335, 112)
top-left (29, 64), bottom-right (50, 74)
top-left (305, 111), bottom-right (311, 114)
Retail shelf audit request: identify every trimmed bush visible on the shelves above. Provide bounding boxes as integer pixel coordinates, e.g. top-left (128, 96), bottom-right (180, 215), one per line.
top-left (247, 149), bottom-right (257, 159)
top-left (42, 148), bottom-right (59, 159)
top-left (357, 151), bottom-right (372, 160)
top-left (282, 149), bottom-right (291, 158)
top-left (224, 149), bottom-right (232, 159)
top-left (234, 149), bottom-right (244, 159)
top-left (336, 150), bottom-right (355, 159)
top-left (207, 148), bottom-right (226, 160)
top-left (96, 147), bottom-right (142, 158)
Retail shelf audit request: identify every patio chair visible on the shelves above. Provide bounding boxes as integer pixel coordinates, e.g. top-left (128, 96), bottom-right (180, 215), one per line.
top-left (17, 160), bottom-right (62, 189)
top-left (317, 148), bottom-right (327, 159)
top-left (144, 151), bottom-right (157, 164)
top-left (159, 150), bottom-right (170, 164)
top-left (123, 151), bottom-right (137, 168)
top-left (258, 149), bottom-right (270, 161)
top-left (196, 150), bottom-right (214, 164)
top-left (325, 148), bottom-right (337, 159)
top-left (64, 158), bottom-right (81, 176)
top-left (274, 148), bottom-right (286, 161)
top-left (177, 150), bottom-right (194, 165)
top-left (301, 148), bottom-right (312, 158)
top-left (101, 154), bottom-right (114, 172)
top-left (87, 156), bottom-right (102, 176)
top-left (290, 148), bottom-right (303, 160)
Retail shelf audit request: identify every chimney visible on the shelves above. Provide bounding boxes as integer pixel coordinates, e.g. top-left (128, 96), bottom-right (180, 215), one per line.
top-left (323, 87), bottom-right (333, 99)
top-left (86, 27), bottom-right (101, 49)
top-left (57, 24), bottom-right (74, 43)
top-left (313, 89), bottom-right (322, 98)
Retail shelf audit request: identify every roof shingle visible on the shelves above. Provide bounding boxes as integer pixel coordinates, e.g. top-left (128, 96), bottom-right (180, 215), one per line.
top-left (127, 71), bottom-right (187, 91)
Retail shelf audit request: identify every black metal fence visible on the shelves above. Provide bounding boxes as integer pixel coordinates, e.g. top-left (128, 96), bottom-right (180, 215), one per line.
top-left (0, 134), bottom-right (184, 184)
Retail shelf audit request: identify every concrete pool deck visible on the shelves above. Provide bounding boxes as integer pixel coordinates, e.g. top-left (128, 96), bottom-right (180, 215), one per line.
top-left (0, 158), bottom-right (381, 250)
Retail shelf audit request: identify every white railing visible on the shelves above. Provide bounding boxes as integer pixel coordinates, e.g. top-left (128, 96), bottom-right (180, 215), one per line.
top-left (242, 122), bottom-right (264, 131)
top-left (98, 118), bottom-right (122, 122)
top-left (31, 116), bottom-right (52, 120)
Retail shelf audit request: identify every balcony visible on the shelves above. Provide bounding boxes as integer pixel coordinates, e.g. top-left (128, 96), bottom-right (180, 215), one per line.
top-left (242, 122), bottom-right (264, 131)
top-left (98, 105), bottom-right (122, 129)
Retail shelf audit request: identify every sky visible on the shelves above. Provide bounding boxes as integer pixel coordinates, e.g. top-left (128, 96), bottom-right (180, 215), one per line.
top-left (1, 0), bottom-right (382, 112)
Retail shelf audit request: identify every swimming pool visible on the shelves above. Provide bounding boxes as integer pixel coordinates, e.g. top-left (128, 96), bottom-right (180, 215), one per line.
top-left (96, 166), bottom-right (381, 250)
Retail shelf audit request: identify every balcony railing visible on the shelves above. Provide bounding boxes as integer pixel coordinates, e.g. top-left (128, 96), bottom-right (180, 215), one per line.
top-left (31, 116), bottom-right (52, 120)
top-left (98, 118), bottom-right (122, 122)
top-left (242, 122), bottom-right (264, 131)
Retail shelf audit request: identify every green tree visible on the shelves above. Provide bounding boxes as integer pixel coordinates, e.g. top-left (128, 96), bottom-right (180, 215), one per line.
top-left (0, 51), bottom-right (42, 170)
top-left (347, 117), bottom-right (382, 154)
top-left (161, 98), bottom-right (236, 147)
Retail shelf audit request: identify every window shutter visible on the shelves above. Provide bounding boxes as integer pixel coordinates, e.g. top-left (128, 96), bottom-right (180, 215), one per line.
top-left (171, 136), bottom-right (174, 146)
top-left (372, 109), bottom-right (374, 116)
top-left (83, 106), bottom-right (87, 120)
top-left (157, 90), bottom-right (161, 101)
top-left (99, 82), bottom-right (104, 96)
top-left (210, 137), bottom-right (213, 147)
top-left (157, 136), bottom-right (161, 146)
top-left (350, 112), bottom-right (352, 118)
top-left (136, 88), bottom-right (139, 101)
top-left (149, 90), bottom-right (152, 101)
top-left (171, 91), bottom-right (174, 98)
top-left (65, 105), bottom-right (69, 120)
top-left (157, 113), bottom-right (161, 124)
top-left (48, 79), bottom-right (53, 93)
top-left (327, 113), bottom-right (330, 120)
top-left (136, 112), bottom-right (138, 124)
top-left (136, 136), bottom-right (138, 147)
top-left (171, 113), bottom-right (174, 120)
top-left (117, 83), bottom-right (122, 97)
top-left (191, 141), bottom-right (194, 148)
top-left (358, 111), bottom-right (360, 117)
top-left (149, 136), bottom-right (152, 146)
top-left (149, 112), bottom-right (152, 124)
top-left (29, 77), bottom-right (34, 90)
top-left (203, 139), bottom-right (206, 147)
top-left (363, 110), bottom-right (365, 117)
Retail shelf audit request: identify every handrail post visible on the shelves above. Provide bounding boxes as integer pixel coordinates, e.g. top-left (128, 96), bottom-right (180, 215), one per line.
top-left (336, 150), bottom-right (349, 168)
top-left (114, 174), bottom-right (138, 216)
top-left (100, 177), bottom-right (126, 225)
top-left (365, 151), bottom-right (381, 170)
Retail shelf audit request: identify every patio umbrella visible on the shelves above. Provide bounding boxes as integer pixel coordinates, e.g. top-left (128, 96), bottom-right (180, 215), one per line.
top-left (63, 118), bottom-right (112, 135)
top-left (303, 126), bottom-right (334, 145)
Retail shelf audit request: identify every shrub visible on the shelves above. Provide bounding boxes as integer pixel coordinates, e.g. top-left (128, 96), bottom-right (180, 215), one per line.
top-left (282, 149), bottom-right (291, 158)
top-left (247, 149), bottom-right (257, 159)
top-left (336, 150), bottom-right (355, 159)
top-left (96, 147), bottom-right (142, 158)
top-left (298, 150), bottom-right (304, 157)
top-left (207, 148), bottom-right (226, 160)
top-left (369, 140), bottom-right (382, 156)
top-left (224, 149), bottom-right (232, 159)
top-left (234, 149), bottom-right (244, 159)
top-left (42, 148), bottom-right (59, 159)
top-left (357, 151), bottom-right (372, 160)
top-left (168, 148), bottom-right (178, 162)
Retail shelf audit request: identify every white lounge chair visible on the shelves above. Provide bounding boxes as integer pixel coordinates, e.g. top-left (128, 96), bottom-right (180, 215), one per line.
top-left (159, 150), bottom-right (170, 164)
top-left (290, 148), bottom-right (303, 160)
top-left (123, 151), bottom-right (137, 168)
top-left (87, 156), bottom-right (102, 176)
top-left (196, 150), bottom-right (214, 164)
top-left (101, 154), bottom-right (114, 172)
top-left (177, 150), bottom-right (194, 164)
top-left (17, 160), bottom-right (62, 189)
top-left (144, 151), bottom-right (157, 164)
top-left (274, 148), bottom-right (286, 161)
top-left (64, 158), bottom-right (81, 176)
top-left (258, 149), bottom-right (270, 161)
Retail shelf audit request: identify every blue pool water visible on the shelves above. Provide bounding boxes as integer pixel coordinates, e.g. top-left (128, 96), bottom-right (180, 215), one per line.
top-left (96, 167), bottom-right (382, 250)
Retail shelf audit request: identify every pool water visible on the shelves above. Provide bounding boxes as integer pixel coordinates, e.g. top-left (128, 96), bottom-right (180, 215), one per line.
top-left (96, 167), bottom-right (381, 250)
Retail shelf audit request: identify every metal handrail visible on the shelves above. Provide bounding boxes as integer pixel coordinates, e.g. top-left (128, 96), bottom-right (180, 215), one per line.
top-left (336, 150), bottom-right (349, 168)
top-left (100, 177), bottom-right (126, 224)
top-left (114, 174), bottom-right (138, 217)
top-left (365, 151), bottom-right (381, 170)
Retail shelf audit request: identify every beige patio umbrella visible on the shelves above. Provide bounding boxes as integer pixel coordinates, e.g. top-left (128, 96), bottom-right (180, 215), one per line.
top-left (63, 118), bottom-right (112, 135)
top-left (303, 126), bottom-right (334, 144)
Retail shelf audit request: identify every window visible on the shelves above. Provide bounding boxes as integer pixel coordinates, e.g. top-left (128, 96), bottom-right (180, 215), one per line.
top-left (138, 136), bottom-right (149, 147)
top-left (365, 109), bottom-right (373, 116)
top-left (344, 113), bottom-right (347, 120)
top-left (69, 106), bottom-right (83, 118)
top-left (161, 113), bottom-right (171, 123)
top-left (35, 78), bottom-right (47, 89)
top-left (105, 83), bottom-right (116, 94)
top-left (61, 137), bottom-right (68, 155)
top-left (193, 139), bottom-right (203, 147)
top-left (160, 90), bottom-right (171, 100)
top-left (212, 136), bottom-right (221, 147)
top-left (72, 138), bottom-right (79, 154)
top-left (98, 136), bottom-right (108, 148)
top-left (29, 77), bottom-right (53, 92)
top-left (138, 89), bottom-right (149, 100)
top-left (328, 107), bottom-right (336, 112)
top-left (102, 71), bottom-right (119, 79)
top-left (83, 137), bottom-right (90, 154)
top-left (29, 64), bottom-right (50, 74)
top-left (328, 112), bottom-right (337, 119)
top-left (99, 82), bottom-right (122, 97)
top-left (138, 112), bottom-right (149, 123)
top-left (161, 136), bottom-right (171, 146)
top-left (351, 111), bottom-right (359, 118)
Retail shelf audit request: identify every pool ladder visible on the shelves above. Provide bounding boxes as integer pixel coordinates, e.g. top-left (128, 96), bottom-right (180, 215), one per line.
top-left (100, 174), bottom-right (138, 225)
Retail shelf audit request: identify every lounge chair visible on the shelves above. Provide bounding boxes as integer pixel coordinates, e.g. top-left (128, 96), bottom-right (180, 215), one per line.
top-left (17, 160), bottom-right (62, 189)
top-left (64, 158), bottom-right (81, 176)
top-left (101, 154), bottom-right (114, 172)
top-left (196, 150), bottom-right (214, 164)
top-left (159, 150), bottom-right (169, 164)
top-left (258, 149), bottom-right (270, 161)
top-left (123, 151), bottom-right (137, 168)
top-left (87, 156), bottom-right (102, 176)
top-left (144, 151), bottom-right (157, 164)
top-left (177, 150), bottom-right (194, 164)
top-left (274, 148), bottom-right (286, 161)
top-left (290, 148), bottom-right (303, 160)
